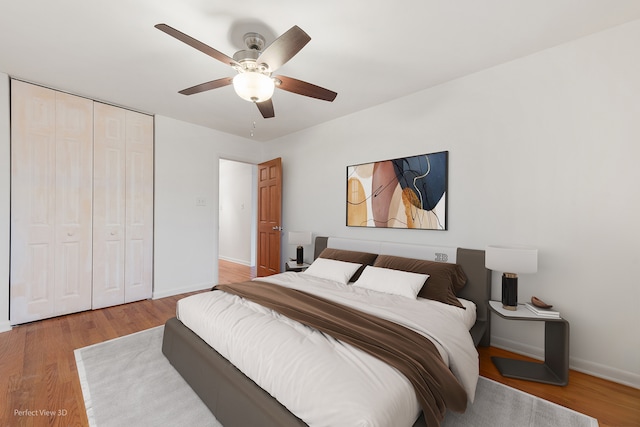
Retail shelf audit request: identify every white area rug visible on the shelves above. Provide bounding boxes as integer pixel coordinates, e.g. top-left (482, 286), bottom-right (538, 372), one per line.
top-left (75, 326), bottom-right (599, 427)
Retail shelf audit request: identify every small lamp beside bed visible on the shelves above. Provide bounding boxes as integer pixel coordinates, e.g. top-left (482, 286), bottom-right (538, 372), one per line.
top-left (288, 231), bottom-right (312, 265)
top-left (485, 245), bottom-right (538, 310)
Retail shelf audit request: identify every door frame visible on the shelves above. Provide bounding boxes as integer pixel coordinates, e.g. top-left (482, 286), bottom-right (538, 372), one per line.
top-left (217, 158), bottom-right (258, 275)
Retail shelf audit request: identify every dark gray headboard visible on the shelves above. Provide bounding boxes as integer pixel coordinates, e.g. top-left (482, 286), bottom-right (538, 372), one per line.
top-left (314, 236), bottom-right (491, 347)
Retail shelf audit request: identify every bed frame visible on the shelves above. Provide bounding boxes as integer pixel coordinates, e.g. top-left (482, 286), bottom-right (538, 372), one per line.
top-left (162, 237), bottom-right (491, 427)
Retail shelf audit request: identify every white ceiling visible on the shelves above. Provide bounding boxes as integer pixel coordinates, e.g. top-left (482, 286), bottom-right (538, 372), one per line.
top-left (2, 1), bottom-right (639, 141)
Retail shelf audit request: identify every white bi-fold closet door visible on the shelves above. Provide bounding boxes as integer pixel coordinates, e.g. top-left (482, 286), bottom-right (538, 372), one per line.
top-left (10, 81), bottom-right (154, 324)
top-left (10, 81), bottom-right (94, 323)
top-left (92, 102), bottom-right (153, 309)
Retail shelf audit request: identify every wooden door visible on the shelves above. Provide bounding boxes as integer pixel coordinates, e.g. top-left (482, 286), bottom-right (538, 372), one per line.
top-left (256, 158), bottom-right (282, 277)
top-left (10, 80), bottom-right (92, 324)
top-left (92, 103), bottom-right (126, 309)
top-left (123, 110), bottom-right (153, 303)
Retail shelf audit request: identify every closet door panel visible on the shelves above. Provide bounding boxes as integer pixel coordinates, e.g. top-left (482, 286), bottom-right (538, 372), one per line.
top-left (10, 81), bottom-right (57, 324)
top-left (93, 103), bottom-right (126, 309)
top-left (124, 111), bottom-right (153, 303)
top-left (54, 91), bottom-right (93, 316)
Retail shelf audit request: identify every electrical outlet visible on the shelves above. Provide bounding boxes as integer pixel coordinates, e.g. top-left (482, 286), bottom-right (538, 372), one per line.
top-left (196, 197), bottom-right (207, 206)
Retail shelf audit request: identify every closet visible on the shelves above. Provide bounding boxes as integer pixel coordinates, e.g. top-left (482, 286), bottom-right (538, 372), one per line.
top-left (10, 80), bottom-right (153, 324)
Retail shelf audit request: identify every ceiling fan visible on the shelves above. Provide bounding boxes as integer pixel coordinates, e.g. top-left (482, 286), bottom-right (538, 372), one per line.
top-left (155, 23), bottom-right (338, 119)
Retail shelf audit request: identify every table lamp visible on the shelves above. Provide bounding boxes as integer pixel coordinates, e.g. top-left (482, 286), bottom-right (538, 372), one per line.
top-left (288, 231), bottom-right (312, 265)
top-left (485, 245), bottom-right (538, 310)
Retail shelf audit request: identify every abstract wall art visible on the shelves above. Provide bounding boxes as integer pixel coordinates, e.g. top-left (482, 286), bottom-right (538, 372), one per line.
top-left (346, 151), bottom-right (448, 230)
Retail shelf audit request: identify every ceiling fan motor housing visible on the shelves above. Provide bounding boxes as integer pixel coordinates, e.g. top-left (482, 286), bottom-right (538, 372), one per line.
top-left (233, 32), bottom-right (270, 74)
top-left (233, 49), bottom-right (260, 65)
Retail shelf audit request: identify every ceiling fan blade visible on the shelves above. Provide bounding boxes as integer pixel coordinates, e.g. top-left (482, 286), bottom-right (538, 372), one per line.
top-left (178, 77), bottom-right (233, 95)
top-left (155, 23), bottom-right (239, 67)
top-left (256, 99), bottom-right (275, 119)
top-left (256, 26), bottom-right (311, 72)
top-left (274, 75), bottom-right (337, 102)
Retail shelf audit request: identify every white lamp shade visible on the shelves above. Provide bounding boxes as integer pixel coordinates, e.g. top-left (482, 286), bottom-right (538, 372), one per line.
top-left (233, 72), bottom-right (275, 102)
top-left (288, 231), bottom-right (312, 246)
top-left (485, 245), bottom-right (538, 274)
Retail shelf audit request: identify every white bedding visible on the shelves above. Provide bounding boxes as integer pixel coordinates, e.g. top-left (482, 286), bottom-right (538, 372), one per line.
top-left (176, 272), bottom-right (479, 427)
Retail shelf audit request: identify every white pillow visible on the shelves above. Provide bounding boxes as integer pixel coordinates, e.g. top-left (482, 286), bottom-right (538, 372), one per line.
top-left (353, 266), bottom-right (429, 299)
top-left (302, 257), bottom-right (362, 285)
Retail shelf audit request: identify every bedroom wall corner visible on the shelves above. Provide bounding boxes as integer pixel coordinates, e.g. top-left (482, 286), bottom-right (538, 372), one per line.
top-left (153, 115), bottom-right (265, 299)
top-left (0, 73), bottom-right (11, 333)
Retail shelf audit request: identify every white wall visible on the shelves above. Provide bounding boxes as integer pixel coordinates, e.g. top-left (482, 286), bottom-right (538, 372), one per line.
top-left (218, 159), bottom-right (256, 266)
top-left (153, 116), bottom-right (264, 298)
top-left (0, 73), bottom-right (10, 333)
top-left (266, 20), bottom-right (640, 387)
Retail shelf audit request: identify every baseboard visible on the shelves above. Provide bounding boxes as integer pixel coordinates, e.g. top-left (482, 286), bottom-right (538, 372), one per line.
top-left (0, 320), bottom-right (12, 334)
top-left (569, 355), bottom-right (640, 390)
top-left (152, 282), bottom-right (213, 300)
top-left (218, 256), bottom-right (252, 266)
top-left (491, 336), bottom-right (640, 389)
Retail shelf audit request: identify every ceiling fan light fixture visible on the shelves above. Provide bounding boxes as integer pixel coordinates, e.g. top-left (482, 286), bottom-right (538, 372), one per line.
top-left (233, 72), bottom-right (275, 103)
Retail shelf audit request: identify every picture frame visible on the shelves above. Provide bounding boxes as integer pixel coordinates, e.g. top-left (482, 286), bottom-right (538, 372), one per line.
top-left (346, 151), bottom-right (448, 230)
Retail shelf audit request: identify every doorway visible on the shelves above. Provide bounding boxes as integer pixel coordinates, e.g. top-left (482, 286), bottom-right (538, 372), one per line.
top-left (218, 159), bottom-right (257, 283)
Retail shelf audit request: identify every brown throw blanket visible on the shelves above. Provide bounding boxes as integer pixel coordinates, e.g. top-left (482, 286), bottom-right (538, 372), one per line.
top-left (214, 280), bottom-right (467, 427)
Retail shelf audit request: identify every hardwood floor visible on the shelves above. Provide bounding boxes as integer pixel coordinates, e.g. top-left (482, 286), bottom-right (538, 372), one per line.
top-left (218, 259), bottom-right (255, 284)
top-left (0, 291), bottom-right (201, 427)
top-left (0, 260), bottom-right (637, 427)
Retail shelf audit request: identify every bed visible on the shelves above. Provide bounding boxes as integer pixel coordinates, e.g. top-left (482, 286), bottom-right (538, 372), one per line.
top-left (162, 236), bottom-right (491, 427)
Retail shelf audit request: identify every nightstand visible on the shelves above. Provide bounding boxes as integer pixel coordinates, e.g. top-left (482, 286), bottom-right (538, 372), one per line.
top-left (285, 260), bottom-right (310, 272)
top-left (488, 300), bottom-right (569, 386)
